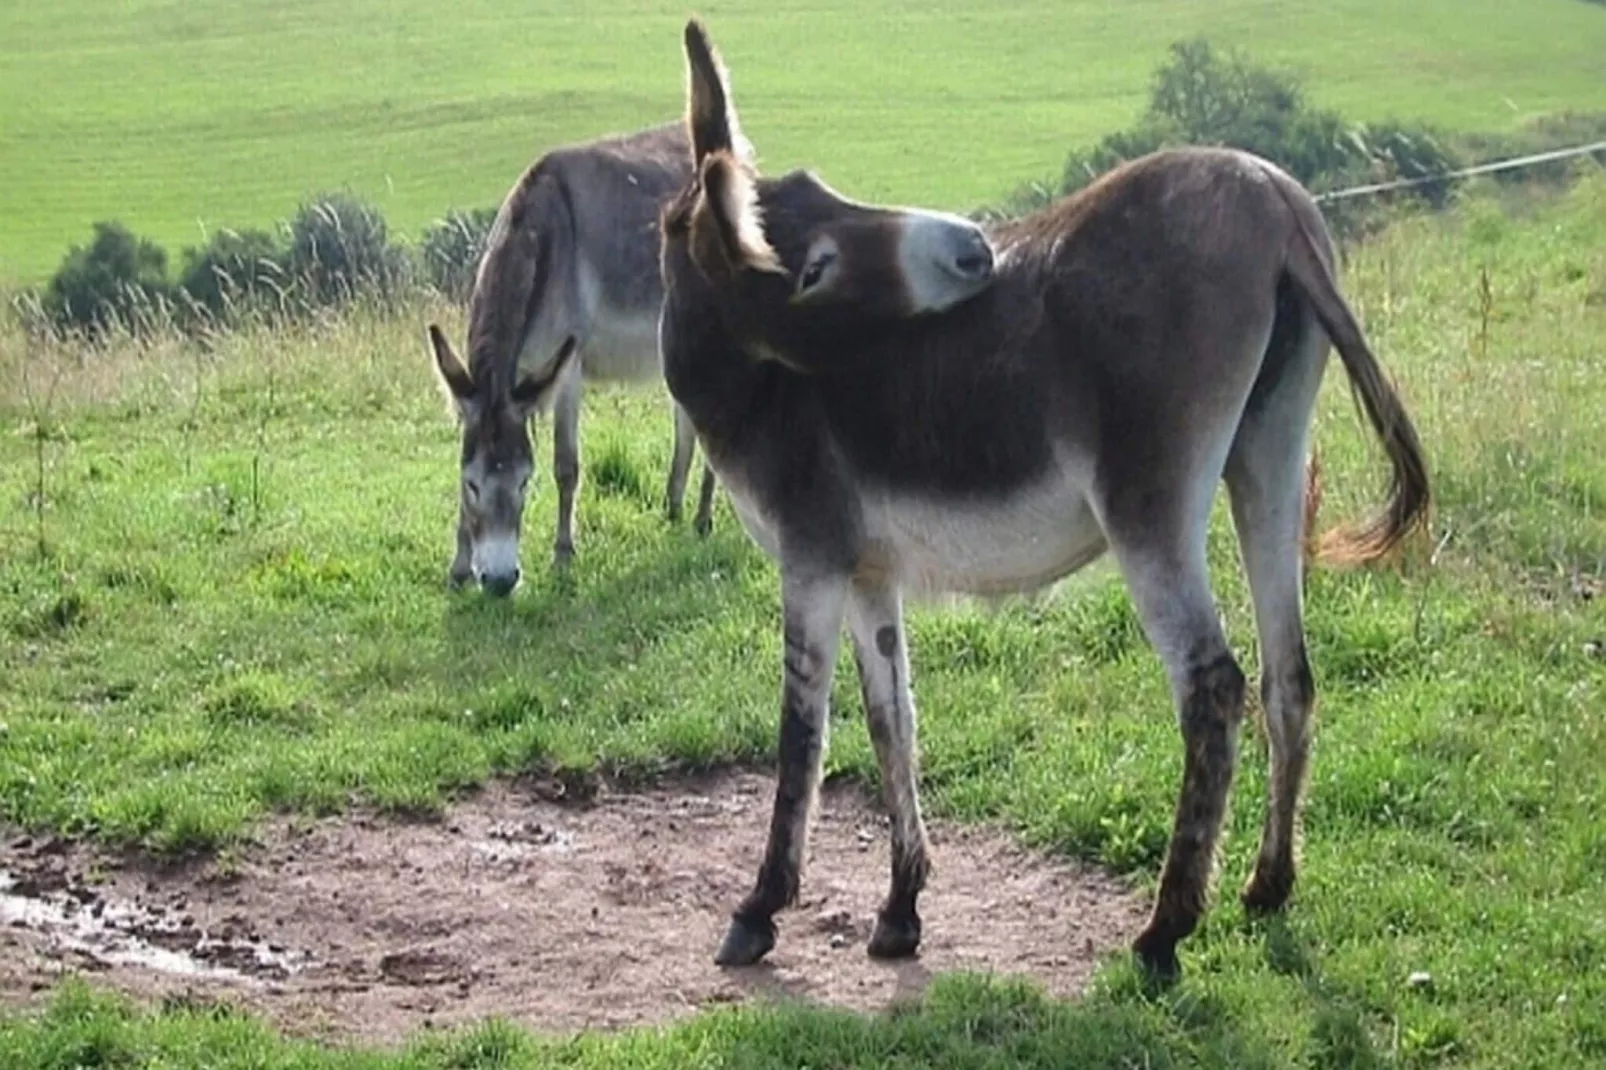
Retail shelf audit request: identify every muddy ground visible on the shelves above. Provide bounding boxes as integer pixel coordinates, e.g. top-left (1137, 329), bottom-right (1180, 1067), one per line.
top-left (1, 771), bottom-right (1147, 1045)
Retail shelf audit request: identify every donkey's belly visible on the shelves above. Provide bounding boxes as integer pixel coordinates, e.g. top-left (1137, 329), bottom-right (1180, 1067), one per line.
top-left (579, 305), bottom-right (664, 383)
top-left (862, 470), bottom-right (1107, 597)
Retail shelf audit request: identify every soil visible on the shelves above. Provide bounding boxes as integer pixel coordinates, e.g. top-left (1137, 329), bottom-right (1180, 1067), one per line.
top-left (0, 770), bottom-right (1148, 1046)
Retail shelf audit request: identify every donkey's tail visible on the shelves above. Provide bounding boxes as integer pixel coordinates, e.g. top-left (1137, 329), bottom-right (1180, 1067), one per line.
top-left (1274, 177), bottom-right (1431, 567)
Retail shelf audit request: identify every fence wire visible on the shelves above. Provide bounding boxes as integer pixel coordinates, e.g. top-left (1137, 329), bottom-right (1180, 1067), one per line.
top-left (1312, 140), bottom-right (1606, 204)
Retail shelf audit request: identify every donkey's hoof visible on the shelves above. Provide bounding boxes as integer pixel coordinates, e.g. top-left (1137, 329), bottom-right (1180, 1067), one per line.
top-left (693, 513), bottom-right (714, 538)
top-left (714, 916), bottom-right (776, 966)
top-left (1132, 928), bottom-right (1182, 986)
top-left (1240, 868), bottom-right (1295, 914)
top-left (867, 911), bottom-right (921, 959)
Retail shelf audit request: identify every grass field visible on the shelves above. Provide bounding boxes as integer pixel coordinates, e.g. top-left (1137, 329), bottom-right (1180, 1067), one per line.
top-left (4, 0), bottom-right (1606, 282)
top-left (3, 161), bottom-right (1605, 1066)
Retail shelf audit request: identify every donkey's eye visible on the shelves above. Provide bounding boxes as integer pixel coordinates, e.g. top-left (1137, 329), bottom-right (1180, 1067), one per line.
top-left (518, 474), bottom-right (531, 494)
top-left (798, 252), bottom-right (836, 294)
top-left (464, 479), bottom-right (481, 503)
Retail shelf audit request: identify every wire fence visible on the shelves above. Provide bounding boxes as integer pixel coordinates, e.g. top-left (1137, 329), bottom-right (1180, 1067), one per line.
top-left (1312, 139), bottom-right (1606, 204)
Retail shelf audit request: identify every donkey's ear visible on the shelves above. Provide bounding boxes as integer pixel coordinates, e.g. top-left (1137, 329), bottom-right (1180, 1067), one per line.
top-left (683, 19), bottom-right (752, 164)
top-left (428, 324), bottom-right (475, 406)
top-left (694, 151), bottom-right (784, 275)
top-left (510, 336), bottom-right (580, 417)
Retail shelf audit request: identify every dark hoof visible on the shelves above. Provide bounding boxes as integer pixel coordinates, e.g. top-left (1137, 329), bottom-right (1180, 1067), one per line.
top-left (1241, 869), bottom-right (1295, 914)
top-left (714, 915), bottom-right (776, 967)
top-left (1133, 928), bottom-right (1182, 986)
top-left (693, 513), bottom-right (713, 538)
top-left (867, 910), bottom-right (921, 959)
top-left (552, 545), bottom-right (575, 569)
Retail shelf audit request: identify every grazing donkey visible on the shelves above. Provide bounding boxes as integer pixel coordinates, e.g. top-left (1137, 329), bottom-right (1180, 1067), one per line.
top-left (428, 120), bottom-right (718, 595)
top-left (656, 21), bottom-right (1430, 980)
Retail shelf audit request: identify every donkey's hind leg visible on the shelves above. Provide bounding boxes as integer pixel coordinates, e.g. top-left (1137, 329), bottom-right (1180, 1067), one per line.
top-left (666, 401), bottom-right (696, 523)
top-left (1102, 513), bottom-right (1245, 982)
top-left (716, 569), bottom-right (848, 966)
top-left (694, 461), bottom-right (718, 537)
top-left (846, 577), bottom-right (930, 959)
top-left (668, 403), bottom-right (718, 536)
top-left (1226, 300), bottom-right (1329, 912)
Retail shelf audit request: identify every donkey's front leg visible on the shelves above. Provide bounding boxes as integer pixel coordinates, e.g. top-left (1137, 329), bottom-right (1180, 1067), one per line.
top-left (551, 365), bottom-right (583, 565)
top-left (846, 577), bottom-right (930, 958)
top-left (715, 569), bottom-right (847, 967)
top-left (447, 505), bottom-right (474, 589)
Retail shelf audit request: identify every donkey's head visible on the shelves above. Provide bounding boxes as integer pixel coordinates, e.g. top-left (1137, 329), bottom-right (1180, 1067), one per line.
top-left (660, 21), bottom-right (995, 367)
top-left (428, 323), bottom-right (576, 596)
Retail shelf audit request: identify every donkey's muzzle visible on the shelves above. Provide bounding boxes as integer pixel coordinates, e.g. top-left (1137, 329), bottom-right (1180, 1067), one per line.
top-left (949, 230), bottom-right (994, 282)
top-left (480, 568), bottom-right (521, 598)
top-left (898, 211), bottom-right (998, 314)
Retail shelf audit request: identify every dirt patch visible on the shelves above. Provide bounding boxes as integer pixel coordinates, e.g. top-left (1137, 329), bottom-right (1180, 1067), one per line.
top-left (1, 771), bottom-right (1147, 1045)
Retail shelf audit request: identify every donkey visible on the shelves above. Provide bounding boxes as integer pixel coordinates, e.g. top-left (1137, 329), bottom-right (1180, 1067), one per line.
top-left (656, 21), bottom-right (1430, 981)
top-left (427, 120), bottom-right (718, 595)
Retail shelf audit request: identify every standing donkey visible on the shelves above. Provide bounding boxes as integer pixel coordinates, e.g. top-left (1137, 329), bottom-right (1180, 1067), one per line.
top-left (656, 21), bottom-right (1430, 980)
top-left (428, 121), bottom-right (718, 595)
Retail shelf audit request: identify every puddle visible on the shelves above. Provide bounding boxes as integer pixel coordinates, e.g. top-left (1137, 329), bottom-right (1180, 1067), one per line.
top-left (1, 865), bottom-right (309, 985)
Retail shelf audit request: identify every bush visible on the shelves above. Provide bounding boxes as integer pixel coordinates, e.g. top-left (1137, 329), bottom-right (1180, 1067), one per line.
top-left (178, 226), bottom-right (288, 323)
top-left (43, 221), bottom-right (177, 336)
top-left (1341, 120), bottom-right (1462, 207)
top-left (1058, 39), bottom-right (1364, 195)
top-left (284, 192), bottom-right (411, 308)
top-left (1452, 111), bottom-right (1606, 188)
top-left (990, 37), bottom-right (1464, 231)
top-left (1062, 124), bottom-right (1173, 193)
top-left (420, 207), bottom-right (499, 302)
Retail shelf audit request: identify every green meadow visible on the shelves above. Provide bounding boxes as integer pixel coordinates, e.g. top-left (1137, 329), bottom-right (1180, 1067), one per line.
top-left (5, 0), bottom-right (1606, 281)
top-left (4, 1), bottom-right (1606, 1067)
top-left (3, 170), bottom-right (1605, 1067)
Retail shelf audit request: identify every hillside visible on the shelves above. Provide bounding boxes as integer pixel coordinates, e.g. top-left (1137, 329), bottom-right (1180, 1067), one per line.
top-left (3, 0), bottom-right (1606, 280)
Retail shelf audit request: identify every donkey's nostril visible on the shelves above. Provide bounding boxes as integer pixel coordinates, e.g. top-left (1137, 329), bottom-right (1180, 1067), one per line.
top-left (481, 569), bottom-right (521, 597)
top-left (952, 232), bottom-right (994, 279)
top-left (955, 252), bottom-right (990, 277)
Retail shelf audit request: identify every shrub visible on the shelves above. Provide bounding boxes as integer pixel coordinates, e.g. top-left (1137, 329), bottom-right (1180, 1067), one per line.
top-left (284, 192), bottom-right (411, 308)
top-left (989, 37), bottom-right (1463, 231)
top-left (1061, 124), bottom-right (1173, 193)
top-left (971, 180), bottom-right (1059, 226)
top-left (43, 221), bottom-right (177, 336)
top-left (1341, 120), bottom-right (1462, 207)
top-left (1057, 39), bottom-right (1363, 195)
top-left (1452, 111), bottom-right (1606, 189)
top-left (178, 226), bottom-right (288, 323)
top-left (420, 206), bottom-right (499, 302)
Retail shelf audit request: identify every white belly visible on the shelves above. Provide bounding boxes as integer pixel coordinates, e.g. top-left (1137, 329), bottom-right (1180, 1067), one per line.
top-left (578, 304), bottom-right (663, 383)
top-left (862, 462), bottom-right (1107, 598)
top-left (574, 258), bottom-right (664, 383)
top-left (715, 453), bottom-right (1108, 598)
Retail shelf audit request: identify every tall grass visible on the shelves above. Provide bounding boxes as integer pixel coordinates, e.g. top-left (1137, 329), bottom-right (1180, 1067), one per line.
top-left (1, 177), bottom-right (1603, 1068)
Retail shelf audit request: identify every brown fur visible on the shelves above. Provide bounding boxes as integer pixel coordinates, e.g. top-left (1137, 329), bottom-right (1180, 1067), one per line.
top-left (660, 18), bottom-right (1431, 981)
